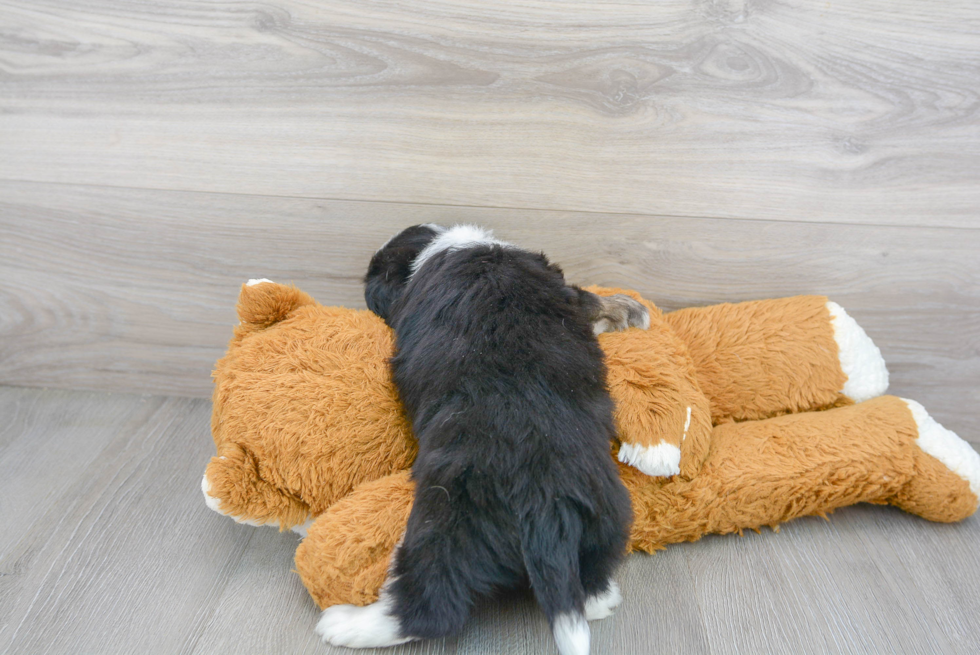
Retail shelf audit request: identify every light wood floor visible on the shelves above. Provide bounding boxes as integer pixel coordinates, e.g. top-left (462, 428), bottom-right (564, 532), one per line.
top-left (1, 386), bottom-right (978, 655)
top-left (2, 0), bottom-right (979, 653)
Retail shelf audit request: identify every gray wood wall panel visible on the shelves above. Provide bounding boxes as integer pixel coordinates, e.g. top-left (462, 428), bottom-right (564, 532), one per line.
top-left (1, 0), bottom-right (978, 226)
top-left (1, 180), bottom-right (977, 438)
top-left (2, 386), bottom-right (979, 654)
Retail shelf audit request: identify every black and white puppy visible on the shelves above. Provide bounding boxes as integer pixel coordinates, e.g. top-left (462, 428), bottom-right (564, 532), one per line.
top-left (316, 225), bottom-right (647, 655)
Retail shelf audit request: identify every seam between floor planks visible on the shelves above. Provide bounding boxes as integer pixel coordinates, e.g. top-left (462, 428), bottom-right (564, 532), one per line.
top-left (1, 177), bottom-right (979, 234)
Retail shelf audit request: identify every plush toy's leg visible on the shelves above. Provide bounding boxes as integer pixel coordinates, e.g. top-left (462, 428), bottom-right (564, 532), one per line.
top-left (295, 472), bottom-right (415, 609)
top-left (826, 302), bottom-right (890, 402)
top-left (625, 396), bottom-right (977, 554)
top-left (890, 399), bottom-right (980, 522)
top-left (664, 296), bottom-right (888, 423)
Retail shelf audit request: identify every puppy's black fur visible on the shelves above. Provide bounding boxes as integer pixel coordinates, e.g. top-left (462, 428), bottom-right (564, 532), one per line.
top-left (364, 226), bottom-right (632, 641)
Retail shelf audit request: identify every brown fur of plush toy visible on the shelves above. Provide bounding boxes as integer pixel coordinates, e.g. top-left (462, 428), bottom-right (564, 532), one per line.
top-left (202, 281), bottom-right (979, 610)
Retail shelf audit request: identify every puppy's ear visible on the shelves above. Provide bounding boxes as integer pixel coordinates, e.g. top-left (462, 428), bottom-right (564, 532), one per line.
top-left (364, 246), bottom-right (415, 323)
top-left (364, 224), bottom-right (444, 323)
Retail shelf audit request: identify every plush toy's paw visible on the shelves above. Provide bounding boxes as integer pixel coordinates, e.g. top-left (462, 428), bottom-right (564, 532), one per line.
top-left (618, 441), bottom-right (681, 477)
top-left (827, 301), bottom-right (889, 402)
top-left (903, 399), bottom-right (980, 500)
top-left (594, 294), bottom-right (650, 335)
top-left (201, 455), bottom-right (311, 533)
top-left (584, 580), bottom-right (622, 621)
top-left (201, 469), bottom-right (267, 529)
top-left (315, 600), bottom-right (413, 648)
top-left (246, 278), bottom-right (274, 286)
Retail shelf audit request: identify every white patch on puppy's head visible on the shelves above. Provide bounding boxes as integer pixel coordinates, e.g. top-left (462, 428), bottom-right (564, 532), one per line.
top-left (410, 224), bottom-right (512, 277)
top-left (376, 223), bottom-right (446, 253)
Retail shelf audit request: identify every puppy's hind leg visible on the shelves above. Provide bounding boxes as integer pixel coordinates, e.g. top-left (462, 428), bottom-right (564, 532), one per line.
top-left (579, 471), bottom-right (630, 623)
top-left (522, 501), bottom-right (591, 655)
top-left (578, 524), bottom-right (626, 622)
top-left (322, 486), bottom-right (511, 647)
top-left (584, 580), bottom-right (622, 621)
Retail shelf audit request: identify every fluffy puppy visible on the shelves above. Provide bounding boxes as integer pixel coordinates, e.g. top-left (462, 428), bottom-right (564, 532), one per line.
top-left (317, 225), bottom-right (645, 655)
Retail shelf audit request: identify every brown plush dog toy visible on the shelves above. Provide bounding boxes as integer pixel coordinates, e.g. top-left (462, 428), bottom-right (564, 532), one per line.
top-left (202, 280), bottom-right (980, 610)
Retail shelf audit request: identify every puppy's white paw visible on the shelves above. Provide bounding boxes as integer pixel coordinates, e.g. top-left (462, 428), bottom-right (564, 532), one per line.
top-left (584, 580), bottom-right (622, 621)
top-left (315, 602), bottom-right (412, 649)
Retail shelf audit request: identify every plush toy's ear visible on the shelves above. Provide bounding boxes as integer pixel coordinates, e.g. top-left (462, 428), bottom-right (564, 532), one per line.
top-left (236, 279), bottom-right (315, 331)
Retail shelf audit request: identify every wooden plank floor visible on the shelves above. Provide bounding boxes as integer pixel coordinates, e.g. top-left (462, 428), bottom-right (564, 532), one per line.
top-left (1, 385), bottom-right (979, 654)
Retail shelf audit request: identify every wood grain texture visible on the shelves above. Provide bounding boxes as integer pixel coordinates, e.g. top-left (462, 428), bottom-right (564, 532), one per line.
top-left (1, 180), bottom-right (977, 438)
top-left (684, 506), bottom-right (979, 655)
top-left (1, 0), bottom-right (979, 225)
top-left (0, 391), bottom-right (254, 654)
top-left (1, 386), bottom-right (979, 654)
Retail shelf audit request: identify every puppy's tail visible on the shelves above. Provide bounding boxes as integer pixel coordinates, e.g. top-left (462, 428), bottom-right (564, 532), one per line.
top-left (521, 501), bottom-right (590, 655)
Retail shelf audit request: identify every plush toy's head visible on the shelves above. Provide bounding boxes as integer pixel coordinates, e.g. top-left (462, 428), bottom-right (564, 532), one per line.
top-left (202, 281), bottom-right (712, 532)
top-left (203, 281), bottom-right (416, 530)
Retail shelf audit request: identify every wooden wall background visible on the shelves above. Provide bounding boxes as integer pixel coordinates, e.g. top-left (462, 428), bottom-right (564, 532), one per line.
top-left (1, 0), bottom-right (978, 436)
